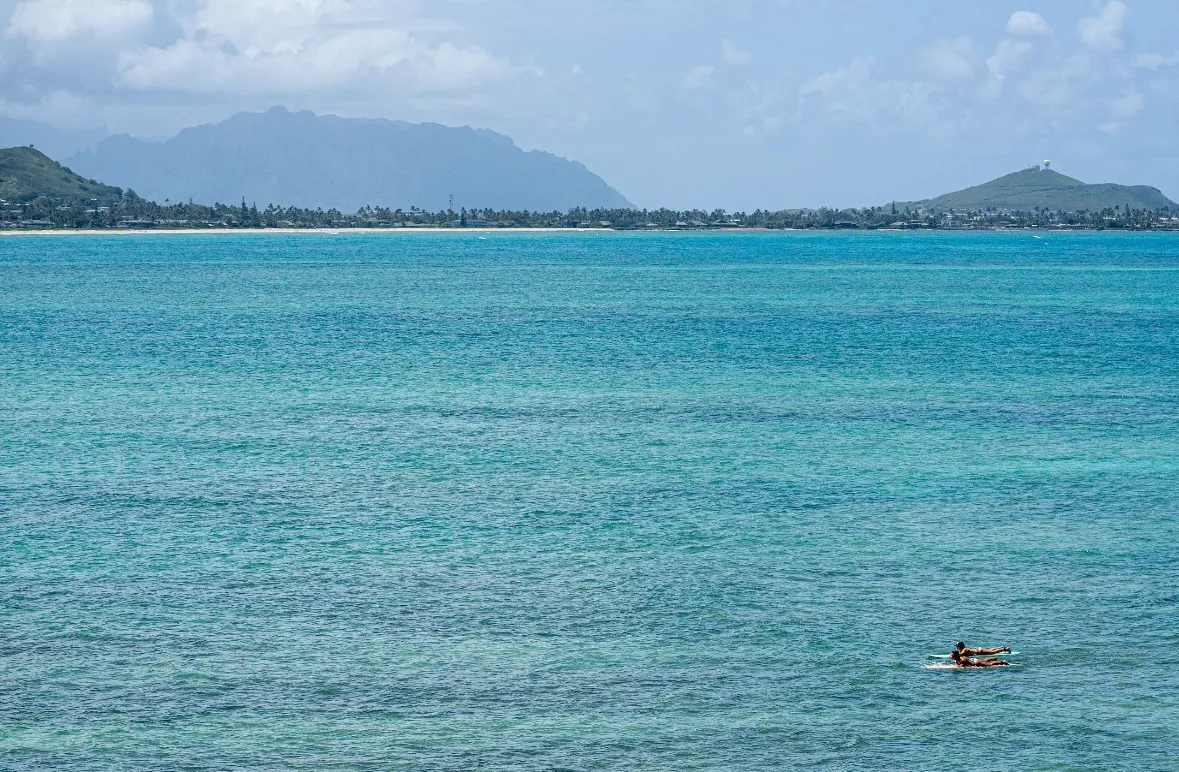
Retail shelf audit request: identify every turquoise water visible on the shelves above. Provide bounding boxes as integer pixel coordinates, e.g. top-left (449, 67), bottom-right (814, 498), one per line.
top-left (2, 231), bottom-right (1177, 770)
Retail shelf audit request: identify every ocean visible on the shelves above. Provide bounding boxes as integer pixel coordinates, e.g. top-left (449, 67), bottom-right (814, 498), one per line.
top-left (2, 231), bottom-right (1177, 770)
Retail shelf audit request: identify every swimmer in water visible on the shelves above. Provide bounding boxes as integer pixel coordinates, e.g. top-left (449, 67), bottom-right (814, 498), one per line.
top-left (955, 641), bottom-right (1010, 657)
top-left (949, 650), bottom-right (1010, 668)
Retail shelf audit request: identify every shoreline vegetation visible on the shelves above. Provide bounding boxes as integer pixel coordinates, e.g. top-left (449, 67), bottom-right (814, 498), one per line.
top-left (3, 146), bottom-right (1177, 232)
top-left (6, 225), bottom-right (1179, 236)
top-left (3, 201), bottom-right (1179, 232)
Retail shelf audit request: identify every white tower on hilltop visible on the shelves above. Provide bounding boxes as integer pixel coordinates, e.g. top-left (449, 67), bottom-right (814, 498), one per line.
top-left (1043, 160), bottom-right (1052, 170)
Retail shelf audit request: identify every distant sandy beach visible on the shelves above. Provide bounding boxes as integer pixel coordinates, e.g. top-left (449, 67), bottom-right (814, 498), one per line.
top-left (0, 227), bottom-right (594, 236)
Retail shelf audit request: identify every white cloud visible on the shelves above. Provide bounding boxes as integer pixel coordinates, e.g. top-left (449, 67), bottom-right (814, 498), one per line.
top-left (0, 89), bottom-right (97, 127)
top-left (799, 56), bottom-right (942, 130)
top-left (1111, 92), bottom-right (1144, 118)
top-left (742, 115), bottom-right (780, 137)
top-left (1078, 1), bottom-right (1129, 53)
top-left (6, 0), bottom-right (153, 45)
top-left (796, 3), bottom-right (1148, 138)
top-left (681, 64), bottom-right (715, 90)
top-left (796, 0), bottom-right (1155, 146)
top-left (799, 56), bottom-right (875, 106)
top-left (982, 39), bottom-right (1033, 99)
top-left (1134, 52), bottom-right (1179, 70)
top-left (1007, 11), bottom-right (1052, 37)
top-left (1015, 53), bottom-right (1090, 112)
top-left (987, 39), bottom-right (1033, 76)
top-left (721, 39), bottom-right (751, 66)
top-left (113, 0), bottom-right (515, 94)
top-left (924, 36), bottom-right (976, 80)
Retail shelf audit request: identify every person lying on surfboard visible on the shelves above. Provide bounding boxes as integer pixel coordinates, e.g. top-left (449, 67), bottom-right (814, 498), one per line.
top-left (949, 651), bottom-right (1010, 667)
top-left (955, 641), bottom-right (1010, 657)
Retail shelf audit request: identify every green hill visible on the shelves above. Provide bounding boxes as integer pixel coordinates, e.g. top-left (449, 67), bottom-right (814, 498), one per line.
top-left (0, 146), bottom-right (125, 204)
top-left (913, 168), bottom-right (1175, 213)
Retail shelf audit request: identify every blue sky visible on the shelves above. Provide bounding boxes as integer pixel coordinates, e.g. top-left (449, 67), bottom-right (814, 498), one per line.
top-left (1, 0), bottom-right (1177, 208)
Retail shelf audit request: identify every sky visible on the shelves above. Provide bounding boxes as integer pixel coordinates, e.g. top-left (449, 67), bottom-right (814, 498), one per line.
top-left (1, 0), bottom-right (1177, 209)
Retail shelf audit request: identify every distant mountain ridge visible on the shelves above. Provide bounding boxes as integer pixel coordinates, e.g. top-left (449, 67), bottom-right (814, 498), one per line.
top-left (66, 107), bottom-right (632, 212)
top-left (909, 167), bottom-right (1176, 213)
top-left (0, 146), bottom-right (124, 204)
top-left (0, 117), bottom-right (106, 162)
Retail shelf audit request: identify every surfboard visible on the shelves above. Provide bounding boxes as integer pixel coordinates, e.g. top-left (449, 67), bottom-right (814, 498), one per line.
top-left (922, 663), bottom-right (1021, 670)
top-left (929, 652), bottom-right (1018, 659)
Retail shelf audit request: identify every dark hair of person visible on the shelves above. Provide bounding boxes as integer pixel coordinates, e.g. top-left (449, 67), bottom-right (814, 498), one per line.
top-left (956, 642), bottom-right (965, 649)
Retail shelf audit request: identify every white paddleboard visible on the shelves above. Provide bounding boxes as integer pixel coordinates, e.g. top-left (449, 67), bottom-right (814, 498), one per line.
top-left (929, 652), bottom-right (1018, 659)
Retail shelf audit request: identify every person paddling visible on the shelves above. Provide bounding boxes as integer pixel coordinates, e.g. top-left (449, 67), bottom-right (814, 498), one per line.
top-left (955, 641), bottom-right (1010, 657)
top-left (949, 650), bottom-right (1011, 668)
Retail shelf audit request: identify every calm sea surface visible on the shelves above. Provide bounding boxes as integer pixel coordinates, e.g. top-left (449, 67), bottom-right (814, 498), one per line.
top-left (1, 231), bottom-right (1177, 770)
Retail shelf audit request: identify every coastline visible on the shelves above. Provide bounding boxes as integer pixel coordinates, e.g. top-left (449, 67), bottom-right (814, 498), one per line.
top-left (0, 227), bottom-right (594, 236)
top-left (3, 226), bottom-right (1175, 236)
